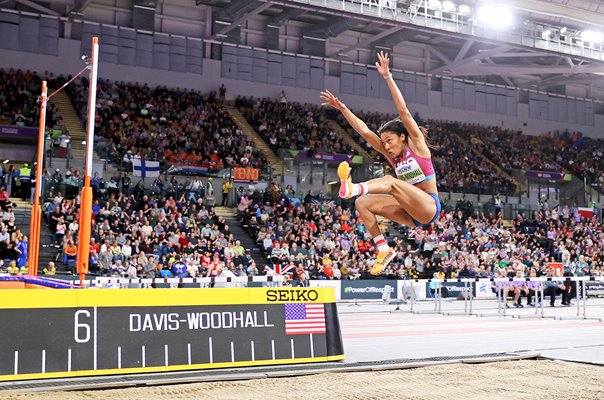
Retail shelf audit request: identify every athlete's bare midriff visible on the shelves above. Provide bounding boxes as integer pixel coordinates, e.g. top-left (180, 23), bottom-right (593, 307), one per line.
top-left (415, 179), bottom-right (438, 195)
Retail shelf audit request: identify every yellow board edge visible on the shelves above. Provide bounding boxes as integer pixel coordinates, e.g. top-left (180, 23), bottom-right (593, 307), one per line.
top-left (0, 287), bottom-right (336, 309)
top-left (0, 354), bottom-right (346, 382)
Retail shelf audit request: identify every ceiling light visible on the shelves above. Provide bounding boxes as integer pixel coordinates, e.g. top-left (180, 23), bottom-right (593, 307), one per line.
top-left (458, 4), bottom-right (471, 15)
top-left (541, 29), bottom-right (551, 40)
top-left (477, 5), bottom-right (513, 29)
top-left (3, 160), bottom-right (8, 164)
top-left (428, 0), bottom-right (442, 10)
top-left (442, 1), bottom-right (456, 12)
top-left (581, 30), bottom-right (603, 43)
top-left (559, 27), bottom-right (567, 34)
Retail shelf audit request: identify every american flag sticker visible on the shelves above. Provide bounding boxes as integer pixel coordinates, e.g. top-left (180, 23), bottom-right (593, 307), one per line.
top-left (284, 303), bottom-right (326, 335)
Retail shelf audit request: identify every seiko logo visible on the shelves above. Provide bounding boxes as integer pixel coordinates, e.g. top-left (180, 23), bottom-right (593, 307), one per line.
top-left (266, 289), bottom-right (319, 302)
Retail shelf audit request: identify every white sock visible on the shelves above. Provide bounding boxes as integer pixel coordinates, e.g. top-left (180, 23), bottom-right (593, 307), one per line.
top-left (351, 182), bottom-right (368, 197)
top-left (373, 235), bottom-right (389, 252)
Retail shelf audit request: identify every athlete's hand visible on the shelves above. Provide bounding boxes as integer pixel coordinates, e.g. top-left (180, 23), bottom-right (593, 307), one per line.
top-left (320, 90), bottom-right (345, 110)
top-left (376, 51), bottom-right (391, 79)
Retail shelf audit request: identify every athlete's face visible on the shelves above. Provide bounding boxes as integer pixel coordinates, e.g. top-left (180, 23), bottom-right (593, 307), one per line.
top-left (380, 131), bottom-right (406, 158)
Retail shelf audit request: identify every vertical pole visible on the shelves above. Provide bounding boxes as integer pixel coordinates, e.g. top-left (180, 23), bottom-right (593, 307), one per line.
top-left (28, 81), bottom-right (48, 276)
top-left (497, 284), bottom-right (502, 316)
top-left (468, 281), bottom-right (473, 314)
top-left (437, 283), bottom-right (442, 313)
top-left (581, 279), bottom-right (587, 319)
top-left (409, 281), bottom-right (415, 313)
top-left (576, 277), bottom-right (581, 317)
top-left (539, 282), bottom-right (545, 318)
top-left (76, 36), bottom-right (100, 279)
top-left (463, 281), bottom-right (468, 313)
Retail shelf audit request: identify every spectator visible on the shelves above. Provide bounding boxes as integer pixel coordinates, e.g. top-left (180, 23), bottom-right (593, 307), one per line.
top-left (43, 261), bottom-right (56, 275)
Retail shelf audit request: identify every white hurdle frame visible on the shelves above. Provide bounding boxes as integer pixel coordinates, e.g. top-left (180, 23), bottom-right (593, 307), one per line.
top-left (398, 276), bottom-right (603, 321)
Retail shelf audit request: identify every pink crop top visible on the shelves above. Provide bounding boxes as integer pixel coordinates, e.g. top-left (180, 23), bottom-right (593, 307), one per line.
top-left (392, 146), bottom-right (436, 185)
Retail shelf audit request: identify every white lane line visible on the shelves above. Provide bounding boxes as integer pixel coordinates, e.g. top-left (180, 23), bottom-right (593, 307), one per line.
top-left (209, 337), bottom-right (213, 363)
top-left (41, 350), bottom-right (46, 373)
top-left (93, 307), bottom-right (98, 370)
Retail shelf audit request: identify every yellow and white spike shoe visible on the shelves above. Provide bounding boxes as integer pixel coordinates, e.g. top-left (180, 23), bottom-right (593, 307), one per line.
top-left (337, 161), bottom-right (353, 199)
top-left (370, 248), bottom-right (396, 276)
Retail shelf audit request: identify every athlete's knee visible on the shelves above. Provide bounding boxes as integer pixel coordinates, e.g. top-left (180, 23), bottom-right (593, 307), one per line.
top-left (388, 176), bottom-right (408, 194)
top-left (383, 175), bottom-right (397, 186)
top-left (355, 195), bottom-right (369, 211)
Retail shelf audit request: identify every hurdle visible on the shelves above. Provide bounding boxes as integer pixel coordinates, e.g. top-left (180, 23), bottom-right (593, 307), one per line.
top-left (375, 277), bottom-right (604, 321)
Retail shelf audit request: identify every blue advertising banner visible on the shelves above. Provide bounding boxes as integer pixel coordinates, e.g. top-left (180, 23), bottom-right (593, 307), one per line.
top-left (426, 281), bottom-right (476, 298)
top-left (525, 170), bottom-right (572, 181)
top-left (0, 125), bottom-right (37, 140)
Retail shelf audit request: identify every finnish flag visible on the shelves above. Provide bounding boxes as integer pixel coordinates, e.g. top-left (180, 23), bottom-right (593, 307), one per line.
top-left (132, 159), bottom-right (160, 178)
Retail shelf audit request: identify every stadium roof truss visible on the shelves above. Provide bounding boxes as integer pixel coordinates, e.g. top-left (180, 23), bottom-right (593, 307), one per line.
top-left (3, 0), bottom-right (604, 99)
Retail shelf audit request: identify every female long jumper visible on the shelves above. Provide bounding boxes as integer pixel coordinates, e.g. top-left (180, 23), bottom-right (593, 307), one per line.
top-left (320, 52), bottom-right (441, 275)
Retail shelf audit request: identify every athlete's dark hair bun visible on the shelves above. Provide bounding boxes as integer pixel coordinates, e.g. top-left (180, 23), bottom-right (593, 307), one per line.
top-left (378, 117), bottom-right (407, 137)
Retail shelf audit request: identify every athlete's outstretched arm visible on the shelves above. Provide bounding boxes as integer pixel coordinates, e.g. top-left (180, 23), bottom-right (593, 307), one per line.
top-left (320, 90), bottom-right (393, 164)
top-left (376, 51), bottom-right (423, 143)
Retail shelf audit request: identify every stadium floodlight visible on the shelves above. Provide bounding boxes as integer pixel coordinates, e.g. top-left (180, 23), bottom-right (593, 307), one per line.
top-left (442, 1), bottom-right (456, 12)
top-left (428, 0), bottom-right (442, 10)
top-left (2, 160), bottom-right (8, 164)
top-left (559, 27), bottom-right (567, 34)
top-left (458, 4), bottom-right (471, 15)
top-left (477, 5), bottom-right (513, 29)
top-left (541, 29), bottom-right (551, 39)
top-left (581, 30), bottom-right (603, 43)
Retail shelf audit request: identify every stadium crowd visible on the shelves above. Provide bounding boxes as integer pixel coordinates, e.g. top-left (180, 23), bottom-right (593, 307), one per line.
top-left (460, 124), bottom-right (604, 193)
top-left (0, 190), bottom-right (29, 274)
top-left (2, 72), bottom-right (604, 296)
top-left (241, 97), bottom-right (358, 157)
top-left (233, 184), bottom-right (604, 296)
top-left (38, 169), bottom-right (256, 279)
top-left (0, 69), bottom-right (62, 127)
top-left (67, 79), bottom-right (267, 171)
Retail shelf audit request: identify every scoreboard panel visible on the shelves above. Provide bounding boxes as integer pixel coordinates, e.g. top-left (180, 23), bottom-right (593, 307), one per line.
top-left (0, 288), bottom-right (344, 381)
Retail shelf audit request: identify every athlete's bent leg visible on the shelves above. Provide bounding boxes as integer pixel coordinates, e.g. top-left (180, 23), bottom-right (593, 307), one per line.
top-left (355, 194), bottom-right (414, 275)
top-left (365, 175), bottom-right (437, 225)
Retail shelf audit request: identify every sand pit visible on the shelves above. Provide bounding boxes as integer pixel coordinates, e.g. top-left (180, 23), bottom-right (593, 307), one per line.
top-left (2, 360), bottom-right (603, 400)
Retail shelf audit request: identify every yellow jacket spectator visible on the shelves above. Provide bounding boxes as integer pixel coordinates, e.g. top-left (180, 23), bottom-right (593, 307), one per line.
top-left (221, 178), bottom-right (233, 206)
top-left (43, 261), bottom-right (56, 275)
top-left (7, 261), bottom-right (19, 275)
